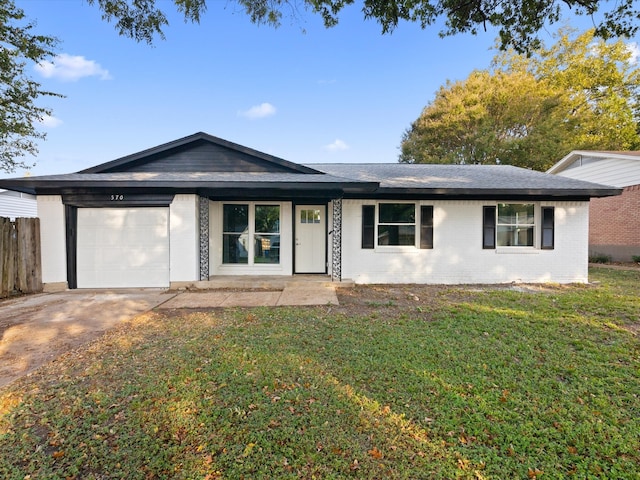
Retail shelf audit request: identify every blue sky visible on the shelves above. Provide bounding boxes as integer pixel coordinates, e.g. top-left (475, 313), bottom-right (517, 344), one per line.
top-left (6, 1), bottom-right (631, 177)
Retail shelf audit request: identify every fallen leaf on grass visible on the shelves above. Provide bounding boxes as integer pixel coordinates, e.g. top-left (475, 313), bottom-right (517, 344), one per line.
top-left (242, 442), bottom-right (256, 458)
top-left (368, 447), bottom-right (383, 459)
top-left (52, 450), bottom-right (65, 459)
top-left (528, 467), bottom-right (544, 478)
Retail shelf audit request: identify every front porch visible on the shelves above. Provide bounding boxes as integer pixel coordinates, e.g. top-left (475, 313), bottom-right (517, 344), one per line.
top-left (166, 275), bottom-right (354, 307)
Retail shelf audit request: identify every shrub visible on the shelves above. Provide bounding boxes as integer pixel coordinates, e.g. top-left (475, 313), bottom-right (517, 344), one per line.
top-left (589, 253), bottom-right (611, 263)
top-left (632, 255), bottom-right (640, 263)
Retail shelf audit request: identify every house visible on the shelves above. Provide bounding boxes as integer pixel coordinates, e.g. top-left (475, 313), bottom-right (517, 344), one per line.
top-left (0, 132), bottom-right (621, 290)
top-left (0, 189), bottom-right (37, 220)
top-left (548, 151), bottom-right (640, 261)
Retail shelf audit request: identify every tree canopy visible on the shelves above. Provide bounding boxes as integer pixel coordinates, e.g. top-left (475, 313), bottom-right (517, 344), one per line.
top-left (88, 0), bottom-right (640, 53)
top-left (3, 1), bottom-right (640, 172)
top-left (400, 29), bottom-right (640, 171)
top-left (0, 0), bottom-right (60, 173)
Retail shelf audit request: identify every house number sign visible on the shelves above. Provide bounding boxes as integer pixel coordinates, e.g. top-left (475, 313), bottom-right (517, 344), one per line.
top-left (110, 194), bottom-right (125, 201)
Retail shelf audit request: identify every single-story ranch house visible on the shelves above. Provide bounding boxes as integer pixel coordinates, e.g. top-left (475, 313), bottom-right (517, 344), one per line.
top-left (0, 132), bottom-right (621, 290)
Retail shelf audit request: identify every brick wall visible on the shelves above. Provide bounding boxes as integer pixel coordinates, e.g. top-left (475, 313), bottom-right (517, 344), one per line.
top-left (589, 184), bottom-right (640, 261)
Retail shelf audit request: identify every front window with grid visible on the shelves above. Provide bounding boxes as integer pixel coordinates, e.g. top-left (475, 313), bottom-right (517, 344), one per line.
top-left (377, 203), bottom-right (416, 246)
top-left (223, 204), bottom-right (280, 264)
top-left (496, 204), bottom-right (534, 247)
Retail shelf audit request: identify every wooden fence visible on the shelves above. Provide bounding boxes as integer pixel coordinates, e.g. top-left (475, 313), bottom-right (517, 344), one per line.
top-left (0, 217), bottom-right (42, 298)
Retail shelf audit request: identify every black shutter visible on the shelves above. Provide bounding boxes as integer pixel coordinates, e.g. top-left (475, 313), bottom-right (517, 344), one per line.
top-left (541, 207), bottom-right (555, 249)
top-left (483, 206), bottom-right (496, 249)
top-left (362, 205), bottom-right (375, 249)
top-left (420, 205), bottom-right (434, 249)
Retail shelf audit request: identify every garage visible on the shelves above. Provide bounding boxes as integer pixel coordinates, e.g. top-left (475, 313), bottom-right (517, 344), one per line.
top-left (76, 208), bottom-right (170, 288)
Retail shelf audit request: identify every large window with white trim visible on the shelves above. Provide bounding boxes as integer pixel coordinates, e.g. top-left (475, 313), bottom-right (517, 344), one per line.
top-left (378, 203), bottom-right (416, 246)
top-left (223, 203), bottom-right (280, 264)
top-left (496, 203), bottom-right (534, 247)
top-left (362, 203), bottom-right (433, 249)
top-left (483, 204), bottom-right (555, 250)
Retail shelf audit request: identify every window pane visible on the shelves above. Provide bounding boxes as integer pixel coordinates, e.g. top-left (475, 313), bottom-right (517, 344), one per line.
top-left (223, 233), bottom-right (248, 263)
top-left (378, 225), bottom-right (415, 245)
top-left (313, 209), bottom-right (321, 224)
top-left (254, 234), bottom-right (280, 264)
top-left (497, 226), bottom-right (534, 246)
top-left (223, 204), bottom-right (248, 233)
top-left (300, 209), bottom-right (307, 224)
top-left (379, 203), bottom-right (415, 223)
top-left (498, 204), bottom-right (534, 225)
top-left (255, 205), bottom-right (280, 233)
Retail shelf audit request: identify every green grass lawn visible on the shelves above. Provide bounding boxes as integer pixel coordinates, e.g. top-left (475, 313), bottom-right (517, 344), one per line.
top-left (1, 268), bottom-right (639, 479)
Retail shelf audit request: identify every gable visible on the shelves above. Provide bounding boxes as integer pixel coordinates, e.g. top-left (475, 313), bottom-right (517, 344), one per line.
top-left (80, 132), bottom-right (320, 175)
top-left (548, 151), bottom-right (640, 188)
top-left (109, 139), bottom-right (298, 173)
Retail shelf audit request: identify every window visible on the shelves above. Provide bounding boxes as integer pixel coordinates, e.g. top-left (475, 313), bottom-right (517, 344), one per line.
top-left (484, 204), bottom-right (553, 250)
top-left (378, 203), bottom-right (415, 246)
top-left (223, 204), bottom-right (280, 264)
top-left (362, 203), bottom-right (434, 249)
top-left (254, 205), bottom-right (280, 264)
top-left (223, 204), bottom-right (248, 264)
top-left (496, 204), bottom-right (534, 247)
top-left (300, 209), bottom-right (321, 224)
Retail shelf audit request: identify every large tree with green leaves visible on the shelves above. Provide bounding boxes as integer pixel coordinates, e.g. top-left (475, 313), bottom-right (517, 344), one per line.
top-left (400, 29), bottom-right (640, 171)
top-left (0, 0), bottom-right (60, 173)
top-left (89, 0), bottom-right (640, 53)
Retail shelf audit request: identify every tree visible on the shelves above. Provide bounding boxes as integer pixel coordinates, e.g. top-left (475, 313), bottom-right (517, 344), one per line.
top-left (400, 29), bottom-right (640, 171)
top-left (495, 29), bottom-right (640, 152)
top-left (399, 70), bottom-right (570, 170)
top-left (0, 0), bottom-right (60, 173)
top-left (87, 0), bottom-right (640, 53)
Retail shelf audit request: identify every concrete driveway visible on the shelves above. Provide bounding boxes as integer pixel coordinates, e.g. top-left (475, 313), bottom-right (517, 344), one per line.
top-left (0, 290), bottom-right (173, 389)
top-left (0, 280), bottom-right (340, 389)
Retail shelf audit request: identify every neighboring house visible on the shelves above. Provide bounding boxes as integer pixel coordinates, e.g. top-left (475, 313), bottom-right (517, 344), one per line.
top-left (0, 189), bottom-right (37, 220)
top-left (548, 151), bottom-right (640, 261)
top-left (0, 132), bottom-right (620, 290)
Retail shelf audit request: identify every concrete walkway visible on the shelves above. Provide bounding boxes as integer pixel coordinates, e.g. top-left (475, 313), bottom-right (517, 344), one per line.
top-left (160, 276), bottom-right (341, 308)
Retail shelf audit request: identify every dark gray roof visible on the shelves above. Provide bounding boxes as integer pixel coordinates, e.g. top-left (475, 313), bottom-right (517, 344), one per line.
top-left (308, 163), bottom-right (621, 198)
top-left (0, 171), bottom-right (377, 195)
top-left (0, 162), bottom-right (621, 199)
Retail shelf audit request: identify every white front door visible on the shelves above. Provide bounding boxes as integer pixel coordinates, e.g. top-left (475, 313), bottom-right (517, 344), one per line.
top-left (295, 205), bottom-right (326, 273)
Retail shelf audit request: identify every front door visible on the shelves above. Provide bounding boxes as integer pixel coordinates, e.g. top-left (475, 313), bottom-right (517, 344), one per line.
top-left (295, 205), bottom-right (326, 273)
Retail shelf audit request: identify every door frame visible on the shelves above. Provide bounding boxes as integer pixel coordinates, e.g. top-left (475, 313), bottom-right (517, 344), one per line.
top-left (293, 203), bottom-right (328, 274)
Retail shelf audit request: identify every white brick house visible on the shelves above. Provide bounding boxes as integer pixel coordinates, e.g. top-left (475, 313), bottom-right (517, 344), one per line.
top-left (0, 133), bottom-right (620, 290)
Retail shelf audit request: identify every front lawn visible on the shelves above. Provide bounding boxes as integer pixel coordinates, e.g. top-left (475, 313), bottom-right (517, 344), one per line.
top-left (1, 268), bottom-right (639, 479)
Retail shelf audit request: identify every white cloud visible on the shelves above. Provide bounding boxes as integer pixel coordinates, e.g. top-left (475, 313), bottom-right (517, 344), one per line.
top-left (238, 102), bottom-right (277, 119)
top-left (38, 115), bottom-right (63, 128)
top-left (35, 54), bottom-right (111, 82)
top-left (324, 139), bottom-right (349, 152)
top-left (627, 42), bottom-right (640, 63)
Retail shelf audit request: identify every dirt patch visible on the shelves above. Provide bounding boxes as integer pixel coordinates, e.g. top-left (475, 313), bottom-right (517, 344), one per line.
top-left (0, 291), bottom-right (172, 389)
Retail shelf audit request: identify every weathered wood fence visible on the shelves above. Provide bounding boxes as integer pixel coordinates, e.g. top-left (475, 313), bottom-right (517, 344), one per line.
top-left (0, 217), bottom-right (42, 298)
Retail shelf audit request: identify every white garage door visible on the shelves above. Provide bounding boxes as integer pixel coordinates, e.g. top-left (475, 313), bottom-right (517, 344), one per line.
top-left (77, 208), bottom-right (169, 288)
